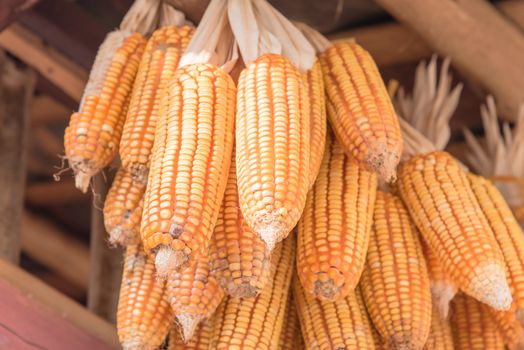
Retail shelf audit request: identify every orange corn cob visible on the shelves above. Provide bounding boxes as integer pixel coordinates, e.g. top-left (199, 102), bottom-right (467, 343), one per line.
top-left (278, 293), bottom-right (301, 350)
top-left (210, 235), bottom-right (295, 350)
top-left (319, 41), bottom-right (402, 183)
top-left (209, 153), bottom-right (271, 297)
top-left (236, 53), bottom-right (310, 249)
top-left (421, 239), bottom-right (457, 319)
top-left (119, 26), bottom-right (193, 184)
top-left (168, 319), bottom-right (214, 350)
top-left (484, 304), bottom-right (524, 349)
top-left (167, 251), bottom-right (224, 342)
top-left (371, 326), bottom-right (387, 350)
top-left (65, 31), bottom-right (146, 192)
top-left (423, 307), bottom-right (454, 350)
top-left (304, 59), bottom-right (327, 188)
top-left (297, 132), bottom-right (377, 300)
top-left (451, 293), bottom-right (505, 350)
top-left (360, 191), bottom-right (432, 350)
top-left (104, 168), bottom-right (145, 246)
top-left (294, 275), bottom-right (376, 350)
top-left (468, 173), bottom-right (524, 317)
top-left (397, 151), bottom-right (511, 310)
top-left (141, 63), bottom-right (236, 276)
top-left (117, 244), bottom-right (172, 350)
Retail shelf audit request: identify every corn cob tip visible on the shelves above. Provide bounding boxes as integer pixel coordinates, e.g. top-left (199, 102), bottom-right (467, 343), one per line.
top-left (155, 246), bottom-right (186, 278)
top-left (108, 227), bottom-right (137, 247)
top-left (176, 313), bottom-right (201, 343)
top-left (430, 281), bottom-right (457, 319)
top-left (121, 338), bottom-right (144, 350)
top-left (220, 279), bottom-right (259, 298)
top-left (470, 263), bottom-right (512, 310)
top-left (368, 149), bottom-right (399, 183)
top-left (74, 170), bottom-right (92, 193)
top-left (254, 214), bottom-right (286, 251)
top-left (313, 277), bottom-right (341, 301)
top-left (128, 164), bottom-right (148, 186)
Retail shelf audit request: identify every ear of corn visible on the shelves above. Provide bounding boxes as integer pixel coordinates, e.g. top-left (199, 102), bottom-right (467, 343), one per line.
top-left (467, 173), bottom-right (524, 317)
top-left (119, 26), bottom-right (193, 184)
top-left (360, 191), bottom-right (432, 350)
top-left (304, 59), bottom-right (327, 188)
top-left (397, 151), bottom-right (511, 310)
top-left (319, 41), bottom-right (402, 183)
top-left (278, 293), bottom-right (302, 350)
top-left (168, 319), bottom-right (214, 350)
top-left (104, 168), bottom-right (145, 246)
top-left (451, 293), bottom-right (505, 350)
top-left (141, 63), bottom-right (236, 276)
top-left (294, 275), bottom-right (376, 350)
top-left (117, 244), bottom-right (172, 350)
top-left (210, 235), bottom-right (295, 350)
top-left (235, 53), bottom-right (310, 250)
top-left (167, 250), bottom-right (224, 342)
top-left (65, 31), bottom-right (146, 192)
top-left (484, 304), bottom-right (524, 349)
top-left (423, 306), bottom-right (454, 350)
top-left (421, 238), bottom-right (457, 319)
top-left (297, 132), bottom-right (377, 300)
top-left (209, 152), bottom-right (271, 298)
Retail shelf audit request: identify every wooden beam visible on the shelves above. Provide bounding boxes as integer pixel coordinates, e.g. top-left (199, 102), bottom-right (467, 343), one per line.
top-left (498, 0), bottom-right (524, 31)
top-left (374, 0), bottom-right (524, 120)
top-left (21, 210), bottom-right (89, 289)
top-left (31, 94), bottom-right (71, 124)
top-left (0, 258), bottom-right (118, 348)
top-left (0, 0), bottom-right (38, 30)
top-left (87, 174), bottom-right (122, 324)
top-left (26, 179), bottom-right (88, 206)
top-left (0, 52), bottom-right (35, 264)
top-left (0, 23), bottom-right (87, 101)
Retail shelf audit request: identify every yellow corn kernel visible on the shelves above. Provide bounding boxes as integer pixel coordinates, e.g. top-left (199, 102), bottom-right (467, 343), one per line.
top-left (421, 239), bottom-right (457, 319)
top-left (468, 173), bottom-right (524, 317)
top-left (210, 235), bottom-right (295, 350)
top-left (167, 251), bottom-right (224, 342)
top-left (304, 59), bottom-right (327, 188)
top-left (319, 42), bottom-right (402, 183)
top-left (297, 132), bottom-right (377, 300)
top-left (141, 63), bottom-right (236, 276)
top-left (117, 244), bottom-right (172, 350)
top-left (209, 152), bottom-right (270, 297)
top-left (120, 26), bottom-right (193, 184)
top-left (236, 53), bottom-right (310, 250)
top-left (423, 307), bottom-right (454, 350)
top-left (168, 319), bottom-right (213, 350)
top-left (278, 293), bottom-right (302, 350)
top-left (294, 275), bottom-right (376, 350)
top-left (360, 191), bottom-right (431, 349)
top-left (484, 304), bottom-right (524, 349)
top-left (103, 168), bottom-right (145, 246)
top-left (451, 293), bottom-right (504, 350)
top-left (65, 31), bottom-right (146, 192)
top-left (398, 151), bottom-right (511, 310)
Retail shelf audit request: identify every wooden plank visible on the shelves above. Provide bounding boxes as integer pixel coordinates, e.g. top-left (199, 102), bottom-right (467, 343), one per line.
top-left (0, 258), bottom-right (119, 348)
top-left (21, 210), bottom-right (89, 289)
top-left (87, 174), bottom-right (123, 323)
top-left (0, 52), bottom-right (35, 264)
top-left (0, 23), bottom-right (87, 101)
top-left (0, 0), bottom-right (38, 30)
top-left (31, 94), bottom-right (71, 124)
top-left (26, 179), bottom-right (87, 206)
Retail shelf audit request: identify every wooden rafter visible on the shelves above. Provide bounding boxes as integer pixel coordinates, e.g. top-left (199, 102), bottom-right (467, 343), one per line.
top-left (0, 0), bottom-right (38, 30)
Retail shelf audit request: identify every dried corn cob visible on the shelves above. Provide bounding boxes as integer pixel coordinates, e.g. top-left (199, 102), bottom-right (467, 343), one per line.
top-left (451, 293), bottom-right (505, 350)
top-left (104, 168), bottom-right (145, 246)
top-left (210, 235), bottom-right (295, 349)
top-left (371, 326), bottom-right (387, 350)
top-left (484, 304), bottom-right (524, 349)
top-left (141, 63), bottom-right (236, 276)
top-left (119, 26), bottom-right (193, 184)
top-left (397, 151), bottom-right (511, 310)
top-left (304, 59), bottom-right (327, 188)
top-left (168, 319), bottom-right (213, 350)
top-left (423, 307), bottom-right (454, 350)
top-left (117, 244), bottom-right (172, 350)
top-left (278, 293), bottom-right (301, 350)
top-left (319, 41), bottom-right (402, 183)
top-left (209, 153), bottom-right (271, 297)
top-left (65, 31), bottom-right (146, 192)
top-left (421, 239), bottom-right (457, 319)
top-left (297, 132), bottom-right (377, 300)
top-left (294, 275), bottom-right (376, 350)
top-left (236, 53), bottom-right (310, 249)
top-left (360, 191), bottom-right (431, 350)
top-left (467, 173), bottom-right (524, 317)
top-left (167, 251), bottom-right (224, 342)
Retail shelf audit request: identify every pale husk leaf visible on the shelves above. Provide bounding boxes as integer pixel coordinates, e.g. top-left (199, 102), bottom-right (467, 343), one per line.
top-left (294, 21), bottom-right (332, 54)
top-left (120, 0), bottom-right (162, 36)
